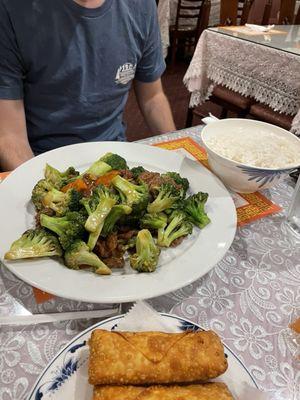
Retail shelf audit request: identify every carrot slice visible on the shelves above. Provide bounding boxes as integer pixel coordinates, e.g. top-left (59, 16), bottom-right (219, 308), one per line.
top-left (95, 170), bottom-right (120, 187)
top-left (61, 178), bottom-right (88, 193)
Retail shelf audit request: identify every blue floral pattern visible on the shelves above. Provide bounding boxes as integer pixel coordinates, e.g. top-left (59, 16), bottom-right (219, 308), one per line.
top-left (34, 340), bottom-right (86, 399)
top-left (237, 166), bottom-right (292, 188)
top-left (179, 320), bottom-right (202, 332)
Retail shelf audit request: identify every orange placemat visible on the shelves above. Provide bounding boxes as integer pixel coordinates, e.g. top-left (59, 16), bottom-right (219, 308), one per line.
top-left (154, 137), bottom-right (281, 227)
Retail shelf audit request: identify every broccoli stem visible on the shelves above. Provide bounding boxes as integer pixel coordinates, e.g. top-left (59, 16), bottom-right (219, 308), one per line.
top-left (72, 251), bottom-right (111, 275)
top-left (85, 197), bottom-right (116, 233)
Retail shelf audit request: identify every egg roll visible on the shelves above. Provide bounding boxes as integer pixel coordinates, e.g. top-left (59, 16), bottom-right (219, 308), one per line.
top-left (93, 383), bottom-right (234, 400)
top-left (88, 329), bottom-right (227, 385)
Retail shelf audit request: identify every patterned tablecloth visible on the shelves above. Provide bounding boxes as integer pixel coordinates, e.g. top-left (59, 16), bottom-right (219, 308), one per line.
top-left (1, 127), bottom-right (300, 399)
top-left (183, 28), bottom-right (300, 136)
top-left (158, 0), bottom-right (220, 58)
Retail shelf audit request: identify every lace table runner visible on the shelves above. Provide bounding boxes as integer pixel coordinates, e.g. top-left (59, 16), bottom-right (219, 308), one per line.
top-left (183, 29), bottom-right (300, 135)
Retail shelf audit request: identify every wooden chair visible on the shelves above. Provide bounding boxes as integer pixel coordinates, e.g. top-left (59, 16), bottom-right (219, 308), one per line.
top-left (186, 0), bottom-right (256, 127)
top-left (294, 1), bottom-right (300, 23)
top-left (169, 0), bottom-right (211, 66)
top-left (262, 0), bottom-right (273, 25)
top-left (220, 0), bottom-right (254, 26)
top-left (249, 103), bottom-right (294, 131)
top-left (278, 0), bottom-right (297, 24)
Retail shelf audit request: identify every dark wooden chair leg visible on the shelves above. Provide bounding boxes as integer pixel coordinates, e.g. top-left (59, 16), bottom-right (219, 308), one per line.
top-left (185, 107), bottom-right (194, 128)
top-left (171, 37), bottom-right (177, 67)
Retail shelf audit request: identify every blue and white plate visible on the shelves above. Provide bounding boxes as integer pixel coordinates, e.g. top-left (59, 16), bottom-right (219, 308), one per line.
top-left (28, 314), bottom-right (258, 399)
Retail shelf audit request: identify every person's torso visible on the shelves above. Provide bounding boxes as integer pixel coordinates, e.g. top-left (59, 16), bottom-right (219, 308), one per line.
top-left (3, 0), bottom-right (152, 152)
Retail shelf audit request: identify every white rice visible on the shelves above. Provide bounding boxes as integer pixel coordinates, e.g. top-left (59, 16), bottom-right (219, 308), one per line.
top-left (205, 131), bottom-right (300, 169)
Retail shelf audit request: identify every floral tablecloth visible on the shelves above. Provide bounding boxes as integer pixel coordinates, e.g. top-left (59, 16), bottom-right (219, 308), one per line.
top-left (183, 28), bottom-right (300, 136)
top-left (1, 126), bottom-right (300, 399)
top-left (158, 0), bottom-right (220, 58)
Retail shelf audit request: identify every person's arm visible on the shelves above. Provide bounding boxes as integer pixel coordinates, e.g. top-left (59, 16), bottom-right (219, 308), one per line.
top-left (134, 78), bottom-right (176, 134)
top-left (0, 99), bottom-right (34, 170)
top-left (133, 0), bottom-right (174, 135)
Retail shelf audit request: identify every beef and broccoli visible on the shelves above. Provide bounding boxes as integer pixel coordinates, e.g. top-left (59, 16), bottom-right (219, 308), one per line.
top-left (5, 152), bottom-right (210, 275)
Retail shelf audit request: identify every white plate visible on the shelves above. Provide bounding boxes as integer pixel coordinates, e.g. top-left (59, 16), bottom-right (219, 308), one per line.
top-left (28, 314), bottom-right (258, 399)
top-left (0, 142), bottom-right (236, 303)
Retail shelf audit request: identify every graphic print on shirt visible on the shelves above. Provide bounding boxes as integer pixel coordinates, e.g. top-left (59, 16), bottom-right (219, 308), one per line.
top-left (115, 63), bottom-right (137, 85)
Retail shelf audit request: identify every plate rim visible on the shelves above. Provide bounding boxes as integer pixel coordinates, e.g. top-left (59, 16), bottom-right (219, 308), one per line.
top-left (28, 312), bottom-right (258, 399)
top-left (1, 141), bottom-right (237, 303)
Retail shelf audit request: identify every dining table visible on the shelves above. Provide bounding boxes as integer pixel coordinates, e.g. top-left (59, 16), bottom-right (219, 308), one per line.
top-left (0, 126), bottom-right (299, 399)
top-left (158, 0), bottom-right (221, 58)
top-left (184, 24), bottom-right (300, 136)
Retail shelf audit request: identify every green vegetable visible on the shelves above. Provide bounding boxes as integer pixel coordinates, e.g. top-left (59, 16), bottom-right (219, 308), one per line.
top-left (99, 152), bottom-right (128, 170)
top-left (41, 188), bottom-right (82, 216)
top-left (147, 183), bottom-right (181, 214)
top-left (118, 236), bottom-right (137, 252)
top-left (64, 240), bottom-right (111, 275)
top-left (141, 212), bottom-right (168, 230)
top-left (4, 229), bottom-right (62, 260)
top-left (111, 175), bottom-right (149, 214)
top-left (184, 192), bottom-right (210, 229)
top-left (162, 172), bottom-right (189, 196)
top-left (40, 211), bottom-right (87, 250)
top-left (130, 229), bottom-right (160, 273)
top-left (81, 186), bottom-right (117, 250)
top-left (44, 164), bottom-right (79, 188)
top-left (130, 166), bottom-right (146, 179)
top-left (101, 204), bottom-right (132, 237)
top-left (31, 179), bottom-right (54, 211)
top-left (157, 210), bottom-right (193, 247)
top-left (83, 158), bottom-right (112, 177)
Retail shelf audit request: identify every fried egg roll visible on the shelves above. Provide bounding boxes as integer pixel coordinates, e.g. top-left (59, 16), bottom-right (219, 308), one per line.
top-left (93, 383), bottom-right (234, 400)
top-left (88, 329), bottom-right (227, 385)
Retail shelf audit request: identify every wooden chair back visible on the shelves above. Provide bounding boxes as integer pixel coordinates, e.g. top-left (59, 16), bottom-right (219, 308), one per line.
top-left (278, 0), bottom-right (296, 24)
top-left (294, 1), bottom-right (300, 23)
top-left (174, 0), bottom-right (211, 39)
top-left (220, 0), bottom-right (254, 26)
top-left (262, 0), bottom-right (273, 25)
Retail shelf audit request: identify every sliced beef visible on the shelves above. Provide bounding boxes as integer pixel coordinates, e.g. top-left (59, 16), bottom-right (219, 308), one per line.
top-left (119, 169), bottom-right (133, 180)
top-left (170, 236), bottom-right (186, 247)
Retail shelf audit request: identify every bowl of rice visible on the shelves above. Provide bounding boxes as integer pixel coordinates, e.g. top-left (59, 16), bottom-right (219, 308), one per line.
top-left (201, 119), bottom-right (300, 193)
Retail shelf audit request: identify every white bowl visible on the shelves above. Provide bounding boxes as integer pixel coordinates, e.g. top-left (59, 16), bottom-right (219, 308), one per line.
top-left (201, 119), bottom-right (300, 193)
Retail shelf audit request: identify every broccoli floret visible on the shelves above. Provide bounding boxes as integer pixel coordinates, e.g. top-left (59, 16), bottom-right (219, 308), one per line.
top-left (83, 158), bottom-right (112, 177)
top-left (111, 175), bottom-right (149, 214)
top-left (147, 183), bottom-right (181, 214)
top-left (184, 192), bottom-right (211, 229)
top-left (81, 186), bottom-right (117, 250)
top-left (41, 188), bottom-right (82, 216)
top-left (31, 179), bottom-right (54, 211)
top-left (64, 240), bottom-right (111, 275)
top-left (141, 212), bottom-right (168, 230)
top-left (44, 164), bottom-right (79, 188)
top-left (40, 211), bottom-right (87, 250)
top-left (118, 236), bottom-right (137, 252)
top-left (162, 172), bottom-right (190, 197)
top-left (101, 204), bottom-right (132, 237)
top-left (99, 152), bottom-right (128, 170)
top-left (130, 166), bottom-right (146, 180)
top-left (157, 210), bottom-right (193, 247)
top-left (4, 229), bottom-right (62, 260)
top-left (130, 229), bottom-right (160, 273)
